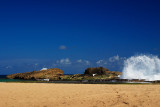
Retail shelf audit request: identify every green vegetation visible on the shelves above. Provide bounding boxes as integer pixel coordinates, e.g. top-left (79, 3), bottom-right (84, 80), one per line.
top-left (60, 74), bottom-right (115, 81)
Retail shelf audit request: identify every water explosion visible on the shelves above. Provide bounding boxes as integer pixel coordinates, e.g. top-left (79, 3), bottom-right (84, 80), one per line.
top-left (121, 55), bottom-right (160, 81)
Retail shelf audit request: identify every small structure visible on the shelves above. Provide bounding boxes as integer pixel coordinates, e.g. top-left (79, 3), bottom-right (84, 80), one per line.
top-left (40, 68), bottom-right (48, 71)
top-left (93, 74), bottom-right (97, 77)
top-left (117, 75), bottom-right (121, 78)
top-left (37, 79), bottom-right (50, 82)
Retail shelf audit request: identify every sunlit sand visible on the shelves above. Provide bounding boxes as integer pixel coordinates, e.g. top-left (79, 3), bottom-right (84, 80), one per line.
top-left (0, 83), bottom-right (160, 107)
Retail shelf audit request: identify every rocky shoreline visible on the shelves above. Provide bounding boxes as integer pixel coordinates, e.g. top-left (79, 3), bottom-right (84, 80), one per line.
top-left (7, 67), bottom-right (122, 81)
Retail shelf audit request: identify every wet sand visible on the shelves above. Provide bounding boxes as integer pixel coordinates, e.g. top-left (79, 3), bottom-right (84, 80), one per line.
top-left (0, 83), bottom-right (160, 107)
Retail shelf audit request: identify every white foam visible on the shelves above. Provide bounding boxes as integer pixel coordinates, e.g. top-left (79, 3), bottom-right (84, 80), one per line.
top-left (121, 55), bottom-right (160, 81)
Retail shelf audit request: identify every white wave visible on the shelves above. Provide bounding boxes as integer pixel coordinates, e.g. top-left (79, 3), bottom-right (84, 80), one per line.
top-left (121, 55), bottom-right (160, 81)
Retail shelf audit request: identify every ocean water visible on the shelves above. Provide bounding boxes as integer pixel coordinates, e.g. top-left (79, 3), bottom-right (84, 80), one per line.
top-left (0, 75), bottom-right (27, 82)
top-left (0, 74), bottom-right (74, 82)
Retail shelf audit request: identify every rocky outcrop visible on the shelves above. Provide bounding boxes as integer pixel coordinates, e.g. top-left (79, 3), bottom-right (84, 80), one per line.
top-left (105, 71), bottom-right (122, 75)
top-left (84, 67), bottom-right (121, 76)
top-left (84, 67), bottom-right (109, 75)
top-left (7, 68), bottom-right (64, 80)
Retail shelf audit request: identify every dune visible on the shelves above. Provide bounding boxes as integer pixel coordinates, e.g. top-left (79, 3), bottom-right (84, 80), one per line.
top-left (0, 83), bottom-right (160, 107)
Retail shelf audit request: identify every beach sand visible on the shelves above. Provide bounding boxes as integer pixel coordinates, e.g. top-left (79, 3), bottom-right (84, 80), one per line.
top-left (0, 83), bottom-right (160, 107)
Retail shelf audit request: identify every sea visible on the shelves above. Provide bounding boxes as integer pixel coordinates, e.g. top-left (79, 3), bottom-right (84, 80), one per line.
top-left (0, 74), bottom-right (74, 82)
top-left (0, 75), bottom-right (27, 82)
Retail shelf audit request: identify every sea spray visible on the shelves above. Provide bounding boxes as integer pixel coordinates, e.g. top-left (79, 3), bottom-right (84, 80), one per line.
top-left (121, 55), bottom-right (160, 81)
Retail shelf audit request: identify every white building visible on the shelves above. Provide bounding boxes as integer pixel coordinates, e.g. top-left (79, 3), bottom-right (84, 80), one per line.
top-left (93, 74), bottom-right (97, 77)
top-left (40, 68), bottom-right (48, 71)
top-left (37, 79), bottom-right (50, 82)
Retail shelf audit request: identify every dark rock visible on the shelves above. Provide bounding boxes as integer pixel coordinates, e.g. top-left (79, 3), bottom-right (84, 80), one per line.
top-left (84, 67), bottom-right (109, 75)
top-left (84, 67), bottom-right (122, 76)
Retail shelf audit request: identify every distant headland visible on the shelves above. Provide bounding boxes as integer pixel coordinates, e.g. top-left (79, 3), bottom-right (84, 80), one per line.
top-left (6, 67), bottom-right (122, 81)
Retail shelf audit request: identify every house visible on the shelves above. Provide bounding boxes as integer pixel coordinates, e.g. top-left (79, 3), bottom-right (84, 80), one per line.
top-left (93, 74), bottom-right (97, 77)
top-left (40, 68), bottom-right (48, 71)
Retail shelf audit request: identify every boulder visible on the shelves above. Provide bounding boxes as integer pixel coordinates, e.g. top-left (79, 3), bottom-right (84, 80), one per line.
top-left (84, 67), bottom-right (122, 76)
top-left (84, 67), bottom-right (109, 75)
top-left (105, 71), bottom-right (122, 75)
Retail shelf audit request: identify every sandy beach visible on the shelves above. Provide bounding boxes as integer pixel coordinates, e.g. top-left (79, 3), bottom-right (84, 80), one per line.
top-left (0, 83), bottom-right (160, 107)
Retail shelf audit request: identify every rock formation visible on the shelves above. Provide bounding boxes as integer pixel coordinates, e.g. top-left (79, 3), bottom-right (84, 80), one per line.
top-left (84, 67), bottom-right (108, 75)
top-left (7, 68), bottom-right (64, 80)
top-left (105, 71), bottom-right (122, 75)
top-left (84, 67), bottom-right (121, 76)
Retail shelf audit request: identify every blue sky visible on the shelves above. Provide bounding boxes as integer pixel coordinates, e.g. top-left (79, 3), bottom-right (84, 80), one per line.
top-left (0, 0), bottom-right (160, 74)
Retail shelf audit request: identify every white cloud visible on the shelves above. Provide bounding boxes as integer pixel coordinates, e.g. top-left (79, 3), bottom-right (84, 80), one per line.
top-left (77, 59), bottom-right (90, 65)
top-left (85, 60), bottom-right (90, 65)
top-left (120, 57), bottom-right (127, 60)
top-left (5, 66), bottom-right (12, 69)
top-left (77, 59), bottom-right (83, 63)
top-left (96, 60), bottom-right (103, 64)
top-left (59, 45), bottom-right (67, 50)
top-left (96, 60), bottom-right (107, 65)
top-left (109, 55), bottom-right (120, 62)
top-left (56, 58), bottom-right (71, 65)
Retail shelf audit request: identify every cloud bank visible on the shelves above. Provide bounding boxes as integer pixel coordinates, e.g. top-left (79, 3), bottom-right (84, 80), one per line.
top-left (0, 55), bottom-right (126, 75)
top-left (56, 58), bottom-right (72, 65)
